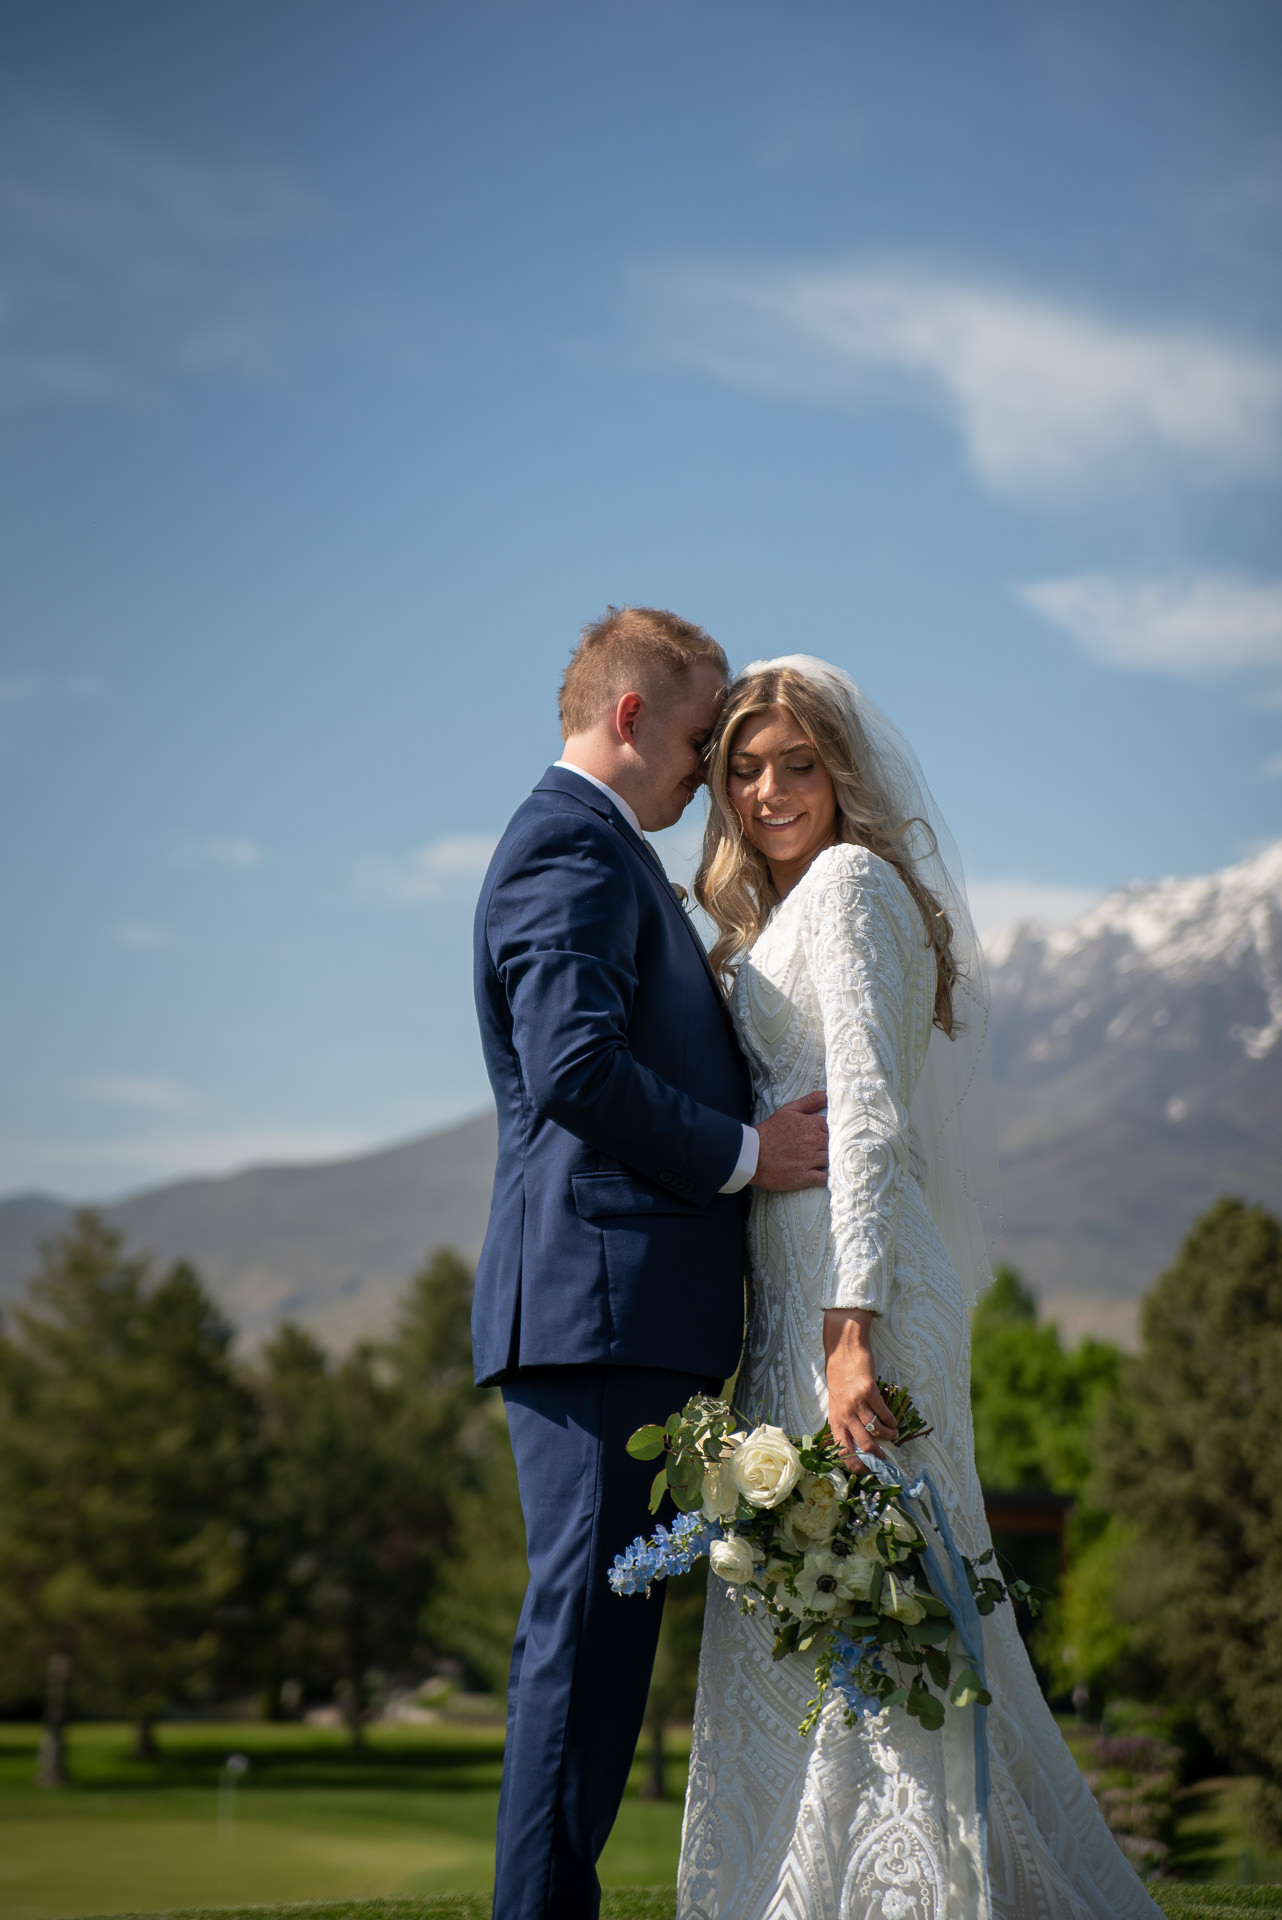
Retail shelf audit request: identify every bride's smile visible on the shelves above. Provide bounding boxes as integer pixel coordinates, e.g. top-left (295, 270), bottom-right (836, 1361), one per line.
top-left (727, 706), bottom-right (839, 894)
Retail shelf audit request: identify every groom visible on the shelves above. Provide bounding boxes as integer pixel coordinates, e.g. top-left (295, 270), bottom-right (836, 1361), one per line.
top-left (472, 606), bottom-right (828, 1919)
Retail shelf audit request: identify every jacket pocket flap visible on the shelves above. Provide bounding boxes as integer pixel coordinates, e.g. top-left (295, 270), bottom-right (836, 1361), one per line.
top-left (571, 1172), bottom-right (703, 1220)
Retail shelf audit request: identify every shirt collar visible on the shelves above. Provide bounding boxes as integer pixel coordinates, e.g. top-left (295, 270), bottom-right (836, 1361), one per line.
top-left (552, 759), bottom-right (644, 841)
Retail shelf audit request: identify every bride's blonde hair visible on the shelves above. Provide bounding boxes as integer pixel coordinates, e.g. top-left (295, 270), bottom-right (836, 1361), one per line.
top-left (694, 664), bottom-right (958, 1035)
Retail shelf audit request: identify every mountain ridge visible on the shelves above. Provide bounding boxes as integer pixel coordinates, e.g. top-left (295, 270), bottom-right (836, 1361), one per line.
top-left (3, 841), bottom-right (1279, 1349)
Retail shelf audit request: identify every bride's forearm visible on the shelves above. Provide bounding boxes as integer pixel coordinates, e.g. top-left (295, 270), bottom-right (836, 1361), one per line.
top-left (822, 1308), bottom-right (898, 1465)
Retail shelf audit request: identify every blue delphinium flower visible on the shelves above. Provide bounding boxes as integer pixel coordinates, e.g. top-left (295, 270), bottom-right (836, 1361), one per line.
top-left (609, 1510), bottom-right (717, 1594)
top-left (829, 1632), bottom-right (884, 1718)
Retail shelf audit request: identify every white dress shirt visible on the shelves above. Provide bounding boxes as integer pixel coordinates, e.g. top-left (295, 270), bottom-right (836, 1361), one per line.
top-left (553, 759), bottom-right (759, 1194)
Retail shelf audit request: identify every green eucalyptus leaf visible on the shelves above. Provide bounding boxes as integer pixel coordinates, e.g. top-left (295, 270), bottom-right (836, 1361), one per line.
top-left (916, 1592), bottom-right (952, 1619)
top-left (923, 1647), bottom-right (952, 1691)
top-left (904, 1614), bottom-right (953, 1646)
top-left (772, 1621), bottom-right (800, 1662)
top-left (950, 1667), bottom-right (988, 1707)
top-left (627, 1425), bottom-right (667, 1461)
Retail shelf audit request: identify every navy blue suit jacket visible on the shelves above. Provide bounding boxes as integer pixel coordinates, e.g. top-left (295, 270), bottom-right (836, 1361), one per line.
top-left (471, 766), bottom-right (752, 1387)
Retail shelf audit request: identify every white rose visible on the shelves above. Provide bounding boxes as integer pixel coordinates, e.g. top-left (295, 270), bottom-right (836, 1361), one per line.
top-left (881, 1571), bottom-right (926, 1624)
top-left (700, 1457), bottom-right (740, 1522)
top-left (782, 1471), bottom-right (846, 1545)
top-left (709, 1534), bottom-right (759, 1586)
top-left (730, 1424), bottom-right (803, 1509)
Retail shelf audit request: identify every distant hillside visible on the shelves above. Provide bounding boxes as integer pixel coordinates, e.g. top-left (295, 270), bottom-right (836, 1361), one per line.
top-left (2, 843), bottom-right (1279, 1349)
top-left (0, 1112), bottom-right (497, 1348)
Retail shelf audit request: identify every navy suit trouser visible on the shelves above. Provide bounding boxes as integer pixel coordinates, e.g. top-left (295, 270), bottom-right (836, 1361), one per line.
top-left (493, 1364), bottom-right (708, 1920)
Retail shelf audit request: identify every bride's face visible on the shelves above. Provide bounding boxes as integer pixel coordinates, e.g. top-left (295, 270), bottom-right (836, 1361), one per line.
top-left (726, 706), bottom-right (839, 890)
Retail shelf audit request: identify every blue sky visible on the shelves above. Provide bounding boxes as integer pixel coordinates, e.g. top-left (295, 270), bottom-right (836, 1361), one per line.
top-left (2, 0), bottom-right (1280, 1198)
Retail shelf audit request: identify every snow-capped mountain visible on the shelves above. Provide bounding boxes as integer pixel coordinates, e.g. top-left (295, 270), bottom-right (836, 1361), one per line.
top-left (984, 840), bottom-right (1282, 1341)
top-left (1, 845), bottom-right (1277, 1350)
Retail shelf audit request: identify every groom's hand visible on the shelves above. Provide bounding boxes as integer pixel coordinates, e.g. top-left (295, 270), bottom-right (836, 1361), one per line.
top-left (749, 1092), bottom-right (828, 1191)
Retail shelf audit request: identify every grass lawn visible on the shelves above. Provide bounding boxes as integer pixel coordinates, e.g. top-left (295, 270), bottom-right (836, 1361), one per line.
top-left (0, 1720), bottom-right (686, 1920)
top-left (1174, 1776), bottom-right (1282, 1889)
top-left (3, 1721), bottom-right (1279, 1920)
top-left (77, 1889), bottom-right (1282, 1918)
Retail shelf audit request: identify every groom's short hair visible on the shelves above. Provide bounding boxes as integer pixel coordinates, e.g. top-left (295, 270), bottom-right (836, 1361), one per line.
top-left (559, 605), bottom-right (728, 738)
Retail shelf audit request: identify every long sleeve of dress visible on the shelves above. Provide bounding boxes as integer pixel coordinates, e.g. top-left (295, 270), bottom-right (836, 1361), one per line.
top-left (802, 846), bottom-right (916, 1315)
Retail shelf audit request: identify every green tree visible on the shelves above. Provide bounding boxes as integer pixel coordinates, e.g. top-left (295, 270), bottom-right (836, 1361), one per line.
top-left (251, 1247), bottom-right (485, 1738)
top-left (970, 1267), bottom-right (1120, 1495)
top-left (0, 1213), bottom-right (251, 1781)
top-left (1094, 1199), bottom-right (1282, 1834)
top-left (425, 1400), bottom-right (528, 1695)
top-left (640, 1568), bottom-right (706, 1799)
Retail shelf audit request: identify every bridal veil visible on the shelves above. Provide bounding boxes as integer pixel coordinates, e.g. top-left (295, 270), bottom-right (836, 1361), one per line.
top-left (734, 653), bottom-right (1002, 1307)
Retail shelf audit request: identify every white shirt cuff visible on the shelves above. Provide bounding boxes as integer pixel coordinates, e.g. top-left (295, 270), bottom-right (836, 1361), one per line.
top-left (719, 1124), bottom-right (759, 1195)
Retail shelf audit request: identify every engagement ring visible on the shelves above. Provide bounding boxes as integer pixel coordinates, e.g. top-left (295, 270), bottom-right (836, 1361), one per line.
top-left (863, 1417), bottom-right (879, 1434)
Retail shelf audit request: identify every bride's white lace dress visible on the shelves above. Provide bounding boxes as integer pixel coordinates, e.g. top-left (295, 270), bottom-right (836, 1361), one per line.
top-left (677, 842), bottom-right (1161, 1920)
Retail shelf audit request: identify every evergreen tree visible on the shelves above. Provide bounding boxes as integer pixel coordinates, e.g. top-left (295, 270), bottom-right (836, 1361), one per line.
top-left (1096, 1199), bottom-right (1282, 1834)
top-left (0, 1214), bottom-right (250, 1780)
top-left (251, 1246), bottom-right (484, 1740)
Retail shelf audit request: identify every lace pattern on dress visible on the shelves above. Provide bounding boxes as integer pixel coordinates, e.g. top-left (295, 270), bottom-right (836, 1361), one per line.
top-left (677, 843), bottom-right (1163, 1920)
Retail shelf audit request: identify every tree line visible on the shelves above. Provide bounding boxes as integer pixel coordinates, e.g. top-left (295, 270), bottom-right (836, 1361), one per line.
top-left (0, 1214), bottom-right (506, 1783)
top-left (1, 1196), bottom-right (1279, 1838)
top-left (969, 1197), bottom-right (1282, 1847)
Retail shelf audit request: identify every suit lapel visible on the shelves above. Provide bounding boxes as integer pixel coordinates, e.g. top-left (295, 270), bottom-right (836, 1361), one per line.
top-left (534, 766), bottom-right (729, 1009)
top-left (612, 816), bottom-right (727, 999)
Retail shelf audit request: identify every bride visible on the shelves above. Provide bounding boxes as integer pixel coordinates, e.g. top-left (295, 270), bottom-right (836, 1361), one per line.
top-left (678, 656), bottom-right (1160, 1920)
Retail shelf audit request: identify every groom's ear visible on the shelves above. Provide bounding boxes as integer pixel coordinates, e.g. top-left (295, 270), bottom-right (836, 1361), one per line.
top-left (612, 691), bottom-right (645, 746)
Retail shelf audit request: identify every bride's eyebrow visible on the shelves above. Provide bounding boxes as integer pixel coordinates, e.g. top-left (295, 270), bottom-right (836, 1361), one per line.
top-left (731, 740), bottom-right (812, 761)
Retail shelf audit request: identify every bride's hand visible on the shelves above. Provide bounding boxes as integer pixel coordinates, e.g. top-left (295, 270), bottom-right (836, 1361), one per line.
top-left (822, 1308), bottom-right (898, 1470)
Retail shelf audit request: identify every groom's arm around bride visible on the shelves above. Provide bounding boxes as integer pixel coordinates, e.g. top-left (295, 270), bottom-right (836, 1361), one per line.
top-left (472, 606), bottom-right (826, 1920)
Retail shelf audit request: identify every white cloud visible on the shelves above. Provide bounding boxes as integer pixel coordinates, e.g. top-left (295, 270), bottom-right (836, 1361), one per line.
top-left (970, 879), bottom-right (1102, 947)
top-left (170, 836), bottom-right (265, 869)
top-left (0, 100), bottom-right (323, 406)
top-left (364, 834), bottom-right (498, 904)
top-left (111, 921), bottom-right (168, 948)
top-left (1019, 571), bottom-right (1282, 675)
top-left (647, 262), bottom-right (1282, 498)
top-left (76, 1076), bottom-right (193, 1112)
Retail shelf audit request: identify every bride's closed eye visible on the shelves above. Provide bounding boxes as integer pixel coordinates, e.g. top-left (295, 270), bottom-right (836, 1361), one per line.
top-left (731, 762), bottom-right (815, 779)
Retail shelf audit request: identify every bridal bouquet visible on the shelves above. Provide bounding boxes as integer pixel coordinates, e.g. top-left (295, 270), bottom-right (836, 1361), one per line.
top-left (610, 1390), bottom-right (1034, 1736)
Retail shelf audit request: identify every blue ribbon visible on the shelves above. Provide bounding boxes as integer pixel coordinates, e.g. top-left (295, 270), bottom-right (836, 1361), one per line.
top-left (857, 1450), bottom-right (993, 1914)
